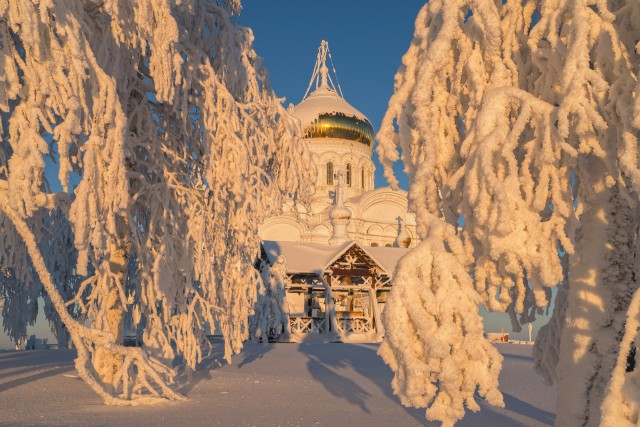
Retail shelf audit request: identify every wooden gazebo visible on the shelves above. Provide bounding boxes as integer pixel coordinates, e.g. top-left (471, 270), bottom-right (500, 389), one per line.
top-left (260, 240), bottom-right (409, 342)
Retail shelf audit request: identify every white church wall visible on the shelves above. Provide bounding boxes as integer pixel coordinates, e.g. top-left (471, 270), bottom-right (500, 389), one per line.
top-left (362, 204), bottom-right (405, 224)
top-left (260, 221), bottom-right (305, 242)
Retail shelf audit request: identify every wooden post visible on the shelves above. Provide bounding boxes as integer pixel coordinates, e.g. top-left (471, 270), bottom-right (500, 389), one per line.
top-left (371, 286), bottom-right (383, 341)
top-left (281, 286), bottom-right (293, 341)
top-left (322, 275), bottom-right (342, 342)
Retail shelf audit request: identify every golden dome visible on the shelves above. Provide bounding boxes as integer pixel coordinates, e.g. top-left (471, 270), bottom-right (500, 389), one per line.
top-left (295, 86), bottom-right (374, 147)
top-left (294, 41), bottom-right (374, 147)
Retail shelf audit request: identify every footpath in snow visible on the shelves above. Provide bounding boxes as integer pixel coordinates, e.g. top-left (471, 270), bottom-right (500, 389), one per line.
top-left (0, 342), bottom-right (555, 426)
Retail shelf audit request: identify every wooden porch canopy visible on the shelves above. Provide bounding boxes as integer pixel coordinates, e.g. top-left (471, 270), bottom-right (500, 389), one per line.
top-left (260, 240), bottom-right (410, 341)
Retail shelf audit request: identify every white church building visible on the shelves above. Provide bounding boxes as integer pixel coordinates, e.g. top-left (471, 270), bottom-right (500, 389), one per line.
top-left (257, 42), bottom-right (417, 342)
top-left (259, 41), bottom-right (417, 249)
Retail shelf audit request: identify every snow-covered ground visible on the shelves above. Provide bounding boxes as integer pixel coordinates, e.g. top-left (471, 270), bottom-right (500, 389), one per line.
top-left (0, 342), bottom-right (555, 426)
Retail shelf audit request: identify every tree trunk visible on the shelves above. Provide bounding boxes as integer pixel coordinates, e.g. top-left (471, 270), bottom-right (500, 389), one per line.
top-left (93, 214), bottom-right (129, 385)
top-left (557, 168), bottom-right (638, 425)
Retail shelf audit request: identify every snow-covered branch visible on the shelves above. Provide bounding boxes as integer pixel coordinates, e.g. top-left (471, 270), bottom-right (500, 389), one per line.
top-left (0, 0), bottom-right (312, 404)
top-left (378, 0), bottom-right (640, 425)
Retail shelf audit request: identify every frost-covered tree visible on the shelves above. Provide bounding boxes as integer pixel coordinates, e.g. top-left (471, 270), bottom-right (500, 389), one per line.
top-left (0, 206), bottom-right (79, 348)
top-left (601, 289), bottom-right (640, 426)
top-left (249, 256), bottom-right (291, 343)
top-left (377, 0), bottom-right (640, 425)
top-left (0, 267), bottom-right (38, 345)
top-left (379, 221), bottom-right (504, 426)
top-left (0, 0), bottom-right (312, 405)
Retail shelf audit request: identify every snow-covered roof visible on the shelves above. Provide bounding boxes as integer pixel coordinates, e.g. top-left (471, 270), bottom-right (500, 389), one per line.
top-left (294, 86), bottom-right (370, 131)
top-left (262, 240), bottom-right (351, 274)
top-left (363, 246), bottom-right (409, 275)
top-left (262, 240), bottom-right (409, 277)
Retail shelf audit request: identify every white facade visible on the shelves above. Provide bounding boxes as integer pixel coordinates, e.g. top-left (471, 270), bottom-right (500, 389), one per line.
top-left (259, 41), bottom-right (417, 248)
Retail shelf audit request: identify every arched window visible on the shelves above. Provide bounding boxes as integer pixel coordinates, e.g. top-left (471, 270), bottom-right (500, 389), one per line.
top-left (361, 167), bottom-right (365, 189)
top-left (326, 162), bottom-right (334, 185)
top-left (346, 164), bottom-right (352, 187)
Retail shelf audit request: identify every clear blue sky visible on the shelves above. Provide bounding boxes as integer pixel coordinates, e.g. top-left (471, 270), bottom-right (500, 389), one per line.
top-left (0, 1), bottom-right (546, 348)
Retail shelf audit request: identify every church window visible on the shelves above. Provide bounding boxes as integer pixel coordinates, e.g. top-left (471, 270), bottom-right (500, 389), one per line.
top-left (327, 162), bottom-right (334, 185)
top-left (346, 164), bottom-right (352, 187)
top-left (361, 167), bottom-right (365, 189)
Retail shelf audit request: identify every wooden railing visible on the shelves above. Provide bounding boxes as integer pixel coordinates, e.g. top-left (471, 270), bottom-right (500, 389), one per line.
top-left (289, 315), bottom-right (372, 335)
top-left (334, 316), bottom-right (371, 334)
top-left (289, 316), bottom-right (326, 334)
